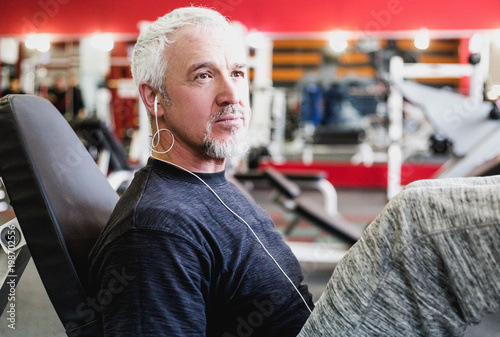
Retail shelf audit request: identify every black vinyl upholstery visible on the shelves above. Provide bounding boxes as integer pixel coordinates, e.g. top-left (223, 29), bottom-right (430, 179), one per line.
top-left (0, 95), bottom-right (119, 336)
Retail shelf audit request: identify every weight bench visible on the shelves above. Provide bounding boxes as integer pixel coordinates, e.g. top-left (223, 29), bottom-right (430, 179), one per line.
top-left (263, 168), bottom-right (364, 245)
top-left (0, 95), bottom-right (119, 336)
top-left (234, 169), bottom-right (339, 216)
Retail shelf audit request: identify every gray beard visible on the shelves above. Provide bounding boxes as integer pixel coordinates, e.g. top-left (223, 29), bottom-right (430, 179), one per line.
top-left (202, 105), bottom-right (250, 159)
top-left (202, 126), bottom-right (250, 159)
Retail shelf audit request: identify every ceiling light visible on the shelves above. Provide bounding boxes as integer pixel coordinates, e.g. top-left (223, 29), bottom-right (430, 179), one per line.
top-left (329, 30), bottom-right (348, 53)
top-left (25, 34), bottom-right (51, 52)
top-left (246, 31), bottom-right (268, 49)
top-left (90, 33), bottom-right (114, 52)
top-left (414, 28), bottom-right (430, 50)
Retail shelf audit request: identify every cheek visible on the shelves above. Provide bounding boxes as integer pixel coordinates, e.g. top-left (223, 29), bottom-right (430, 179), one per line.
top-left (172, 88), bottom-right (213, 117)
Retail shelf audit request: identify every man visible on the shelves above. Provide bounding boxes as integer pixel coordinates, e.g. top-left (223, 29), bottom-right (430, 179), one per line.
top-left (48, 76), bottom-right (68, 116)
top-left (89, 6), bottom-right (313, 337)
top-left (1, 76), bottom-right (25, 97)
top-left (68, 75), bottom-right (86, 119)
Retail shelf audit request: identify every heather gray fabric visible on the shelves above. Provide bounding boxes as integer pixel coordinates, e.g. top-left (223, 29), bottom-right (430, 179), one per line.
top-left (404, 175), bottom-right (500, 189)
top-left (299, 179), bottom-right (500, 337)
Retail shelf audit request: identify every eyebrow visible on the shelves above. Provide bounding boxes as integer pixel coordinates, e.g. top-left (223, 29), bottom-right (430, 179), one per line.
top-left (187, 62), bottom-right (213, 77)
top-left (186, 62), bottom-right (248, 77)
top-left (233, 63), bottom-right (248, 70)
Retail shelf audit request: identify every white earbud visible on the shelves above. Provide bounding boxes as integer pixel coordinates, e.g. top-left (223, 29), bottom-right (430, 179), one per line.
top-left (150, 95), bottom-right (175, 154)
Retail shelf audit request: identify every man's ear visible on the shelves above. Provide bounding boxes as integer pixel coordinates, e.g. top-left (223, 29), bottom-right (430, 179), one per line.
top-left (138, 82), bottom-right (164, 117)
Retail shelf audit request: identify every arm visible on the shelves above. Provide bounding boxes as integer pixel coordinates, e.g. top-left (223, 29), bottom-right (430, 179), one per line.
top-left (92, 230), bottom-right (210, 337)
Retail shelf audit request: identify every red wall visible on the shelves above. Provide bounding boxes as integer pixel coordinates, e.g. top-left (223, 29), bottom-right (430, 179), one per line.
top-left (1, 0), bottom-right (500, 36)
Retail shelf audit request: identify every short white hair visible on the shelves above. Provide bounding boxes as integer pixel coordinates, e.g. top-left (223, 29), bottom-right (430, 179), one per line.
top-left (131, 6), bottom-right (232, 96)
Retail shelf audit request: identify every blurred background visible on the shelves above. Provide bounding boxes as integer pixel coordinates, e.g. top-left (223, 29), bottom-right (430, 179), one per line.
top-left (1, 1), bottom-right (500, 335)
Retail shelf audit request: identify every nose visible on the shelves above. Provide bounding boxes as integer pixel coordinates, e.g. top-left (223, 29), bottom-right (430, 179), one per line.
top-left (216, 74), bottom-right (239, 106)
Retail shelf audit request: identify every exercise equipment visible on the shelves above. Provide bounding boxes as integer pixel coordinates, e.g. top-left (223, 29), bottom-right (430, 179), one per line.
top-left (0, 178), bottom-right (9, 213)
top-left (261, 168), bottom-right (364, 245)
top-left (235, 169), bottom-right (338, 216)
top-left (398, 80), bottom-right (500, 178)
top-left (73, 118), bottom-right (132, 173)
top-left (386, 53), bottom-right (488, 197)
top-left (0, 95), bottom-right (119, 336)
top-left (72, 118), bottom-right (137, 193)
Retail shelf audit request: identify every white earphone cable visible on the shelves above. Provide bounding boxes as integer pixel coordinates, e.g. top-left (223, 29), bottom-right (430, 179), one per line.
top-left (150, 96), bottom-right (174, 154)
top-left (152, 156), bottom-right (313, 314)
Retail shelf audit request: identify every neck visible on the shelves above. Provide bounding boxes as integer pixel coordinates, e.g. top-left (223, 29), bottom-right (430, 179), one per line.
top-left (151, 155), bottom-right (195, 175)
top-left (152, 151), bottom-right (226, 174)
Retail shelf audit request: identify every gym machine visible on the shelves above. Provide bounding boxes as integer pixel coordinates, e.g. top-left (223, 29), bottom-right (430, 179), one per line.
top-left (386, 36), bottom-right (491, 198)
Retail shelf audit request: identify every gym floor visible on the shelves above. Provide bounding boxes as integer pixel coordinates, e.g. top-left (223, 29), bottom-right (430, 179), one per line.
top-left (0, 185), bottom-right (499, 336)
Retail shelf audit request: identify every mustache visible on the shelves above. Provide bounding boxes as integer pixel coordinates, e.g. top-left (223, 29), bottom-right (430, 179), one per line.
top-left (210, 105), bottom-right (247, 121)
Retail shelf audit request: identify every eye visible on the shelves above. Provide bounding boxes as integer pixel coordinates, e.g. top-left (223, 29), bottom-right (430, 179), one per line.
top-left (232, 70), bottom-right (245, 78)
top-left (195, 73), bottom-right (210, 80)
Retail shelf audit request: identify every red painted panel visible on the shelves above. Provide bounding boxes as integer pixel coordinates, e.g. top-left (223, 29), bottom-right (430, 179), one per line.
top-left (1, 0), bottom-right (500, 36)
top-left (260, 160), bottom-right (442, 188)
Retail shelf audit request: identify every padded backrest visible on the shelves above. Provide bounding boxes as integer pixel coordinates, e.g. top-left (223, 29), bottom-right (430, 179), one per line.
top-left (0, 95), bottom-right (119, 336)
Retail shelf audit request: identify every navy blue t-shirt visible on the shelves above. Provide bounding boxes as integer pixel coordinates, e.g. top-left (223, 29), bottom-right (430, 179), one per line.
top-left (89, 158), bottom-right (313, 336)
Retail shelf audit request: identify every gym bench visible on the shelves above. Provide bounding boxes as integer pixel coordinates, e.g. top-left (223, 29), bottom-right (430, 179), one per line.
top-left (262, 168), bottom-right (364, 245)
